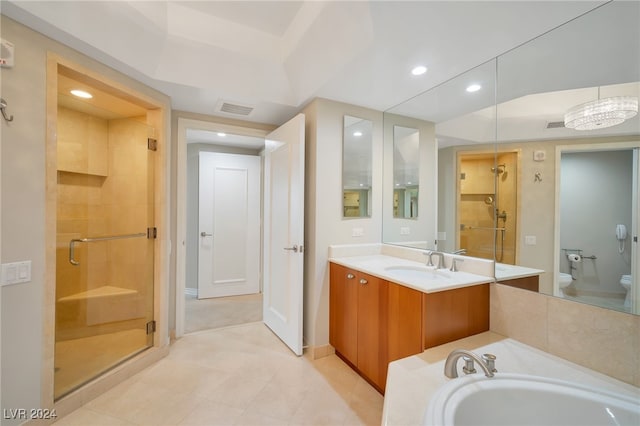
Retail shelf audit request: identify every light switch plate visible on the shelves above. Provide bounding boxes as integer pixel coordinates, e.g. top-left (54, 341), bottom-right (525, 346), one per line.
top-left (352, 228), bottom-right (364, 237)
top-left (400, 227), bottom-right (410, 235)
top-left (1, 261), bottom-right (31, 286)
top-left (524, 235), bottom-right (537, 246)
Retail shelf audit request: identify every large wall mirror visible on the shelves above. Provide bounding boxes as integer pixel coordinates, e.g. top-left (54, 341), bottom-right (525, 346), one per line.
top-left (343, 115), bottom-right (373, 218)
top-left (383, 1), bottom-right (639, 315)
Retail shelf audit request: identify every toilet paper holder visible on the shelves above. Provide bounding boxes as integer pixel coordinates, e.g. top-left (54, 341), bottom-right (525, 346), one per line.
top-left (562, 248), bottom-right (597, 264)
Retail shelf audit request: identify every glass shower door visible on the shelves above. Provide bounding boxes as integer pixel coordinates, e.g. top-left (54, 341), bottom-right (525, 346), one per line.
top-left (54, 113), bottom-right (155, 399)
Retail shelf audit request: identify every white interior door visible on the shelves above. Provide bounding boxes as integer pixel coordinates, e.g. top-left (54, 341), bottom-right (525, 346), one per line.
top-left (198, 152), bottom-right (261, 299)
top-left (263, 114), bottom-right (305, 355)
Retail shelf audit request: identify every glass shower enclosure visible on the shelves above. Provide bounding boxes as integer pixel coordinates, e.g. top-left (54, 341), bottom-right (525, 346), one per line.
top-left (54, 86), bottom-right (155, 399)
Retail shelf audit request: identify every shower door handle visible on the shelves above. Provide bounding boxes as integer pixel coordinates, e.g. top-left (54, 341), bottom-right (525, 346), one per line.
top-left (200, 232), bottom-right (213, 237)
top-left (68, 232), bottom-right (147, 266)
top-left (69, 239), bottom-right (82, 266)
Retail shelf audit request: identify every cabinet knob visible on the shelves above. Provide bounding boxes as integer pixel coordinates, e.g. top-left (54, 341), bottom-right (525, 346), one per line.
top-left (359, 278), bottom-right (368, 285)
top-left (346, 273), bottom-right (355, 279)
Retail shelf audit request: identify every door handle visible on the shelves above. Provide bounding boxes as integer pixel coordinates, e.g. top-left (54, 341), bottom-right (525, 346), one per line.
top-left (200, 232), bottom-right (213, 237)
top-left (283, 245), bottom-right (299, 252)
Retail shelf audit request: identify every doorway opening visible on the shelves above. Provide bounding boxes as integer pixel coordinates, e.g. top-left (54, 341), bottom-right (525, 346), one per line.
top-left (184, 130), bottom-right (265, 334)
top-left (556, 144), bottom-right (639, 314)
top-left (176, 115), bottom-right (306, 356)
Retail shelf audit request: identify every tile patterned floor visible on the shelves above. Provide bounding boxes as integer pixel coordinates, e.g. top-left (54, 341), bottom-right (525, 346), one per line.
top-left (55, 323), bottom-right (384, 425)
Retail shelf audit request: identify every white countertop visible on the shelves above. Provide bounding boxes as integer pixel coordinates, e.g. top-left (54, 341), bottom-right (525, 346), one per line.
top-left (382, 332), bottom-right (640, 426)
top-left (495, 262), bottom-right (545, 281)
top-left (329, 254), bottom-right (494, 293)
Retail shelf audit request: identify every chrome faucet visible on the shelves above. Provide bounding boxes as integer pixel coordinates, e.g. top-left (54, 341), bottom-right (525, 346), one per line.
top-left (451, 248), bottom-right (467, 255)
top-left (449, 257), bottom-right (464, 272)
top-left (423, 250), bottom-right (435, 267)
top-left (444, 349), bottom-right (497, 378)
top-left (430, 251), bottom-right (446, 269)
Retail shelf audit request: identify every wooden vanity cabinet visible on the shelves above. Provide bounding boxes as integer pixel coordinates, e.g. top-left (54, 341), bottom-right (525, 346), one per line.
top-left (498, 275), bottom-right (539, 292)
top-left (329, 262), bottom-right (423, 393)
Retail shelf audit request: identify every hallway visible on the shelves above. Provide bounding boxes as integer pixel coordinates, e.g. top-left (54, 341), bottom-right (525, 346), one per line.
top-left (185, 293), bottom-right (263, 334)
top-left (55, 323), bottom-right (384, 425)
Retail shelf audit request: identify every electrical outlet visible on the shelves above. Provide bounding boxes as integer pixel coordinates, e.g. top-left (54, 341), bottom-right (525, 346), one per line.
top-left (400, 227), bottom-right (410, 235)
top-left (524, 235), bottom-right (537, 246)
top-left (533, 150), bottom-right (546, 161)
top-left (352, 228), bottom-right (364, 237)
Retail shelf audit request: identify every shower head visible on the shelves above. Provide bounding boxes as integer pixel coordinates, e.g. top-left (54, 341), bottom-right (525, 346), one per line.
top-left (491, 164), bottom-right (506, 174)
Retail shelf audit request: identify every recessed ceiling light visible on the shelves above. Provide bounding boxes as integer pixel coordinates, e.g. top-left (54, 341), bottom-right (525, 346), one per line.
top-left (70, 89), bottom-right (92, 99)
top-left (359, 183), bottom-right (364, 187)
top-left (353, 131), bottom-right (363, 137)
top-left (395, 183), bottom-right (400, 187)
top-left (407, 181), bottom-right (412, 185)
top-left (217, 132), bottom-right (226, 137)
top-left (466, 84), bottom-right (482, 93)
top-left (411, 65), bottom-right (428, 76)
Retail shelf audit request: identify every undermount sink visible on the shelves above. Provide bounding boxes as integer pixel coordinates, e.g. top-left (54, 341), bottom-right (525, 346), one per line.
top-left (384, 265), bottom-right (453, 281)
top-left (424, 373), bottom-right (640, 426)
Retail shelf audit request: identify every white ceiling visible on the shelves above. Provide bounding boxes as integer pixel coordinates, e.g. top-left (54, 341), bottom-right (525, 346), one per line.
top-left (3, 0), bottom-right (610, 126)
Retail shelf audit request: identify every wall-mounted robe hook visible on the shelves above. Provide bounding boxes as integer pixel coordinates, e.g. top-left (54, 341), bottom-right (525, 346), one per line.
top-left (1, 98), bottom-right (14, 122)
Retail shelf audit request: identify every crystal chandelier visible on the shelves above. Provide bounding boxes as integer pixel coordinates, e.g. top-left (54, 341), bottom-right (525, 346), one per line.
top-left (564, 89), bottom-right (638, 131)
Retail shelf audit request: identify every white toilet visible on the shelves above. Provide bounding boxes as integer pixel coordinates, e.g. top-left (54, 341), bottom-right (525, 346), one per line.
top-left (558, 272), bottom-right (573, 296)
top-left (620, 274), bottom-right (632, 308)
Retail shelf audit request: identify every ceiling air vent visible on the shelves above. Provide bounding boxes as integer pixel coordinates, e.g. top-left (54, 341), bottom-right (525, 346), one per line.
top-left (546, 121), bottom-right (565, 129)
top-left (216, 100), bottom-right (254, 116)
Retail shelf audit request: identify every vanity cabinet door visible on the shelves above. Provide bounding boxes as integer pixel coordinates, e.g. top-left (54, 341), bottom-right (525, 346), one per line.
top-left (423, 283), bottom-right (490, 348)
top-left (329, 263), bottom-right (358, 364)
top-left (386, 281), bottom-right (423, 363)
top-left (356, 271), bottom-right (383, 387)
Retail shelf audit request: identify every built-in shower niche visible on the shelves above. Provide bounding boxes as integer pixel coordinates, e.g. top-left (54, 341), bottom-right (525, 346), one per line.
top-left (54, 104), bottom-right (154, 399)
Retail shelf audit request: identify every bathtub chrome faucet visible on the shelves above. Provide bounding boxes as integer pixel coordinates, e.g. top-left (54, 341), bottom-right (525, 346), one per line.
top-left (444, 349), bottom-right (497, 378)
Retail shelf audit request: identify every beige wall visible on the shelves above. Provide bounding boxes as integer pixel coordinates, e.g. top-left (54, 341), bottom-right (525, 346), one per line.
top-left (491, 283), bottom-right (640, 387)
top-left (1, 15), bottom-right (170, 422)
top-left (302, 98), bottom-right (384, 349)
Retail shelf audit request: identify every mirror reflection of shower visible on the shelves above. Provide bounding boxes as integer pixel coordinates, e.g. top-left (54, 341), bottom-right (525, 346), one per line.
top-left (457, 152), bottom-right (518, 264)
top-left (492, 163), bottom-right (507, 262)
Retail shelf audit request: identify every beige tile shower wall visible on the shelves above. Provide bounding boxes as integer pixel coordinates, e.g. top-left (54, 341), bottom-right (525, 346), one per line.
top-left (104, 118), bottom-right (150, 321)
top-left (491, 283), bottom-right (640, 386)
top-left (57, 107), bottom-right (109, 176)
top-left (56, 109), bottom-right (110, 303)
